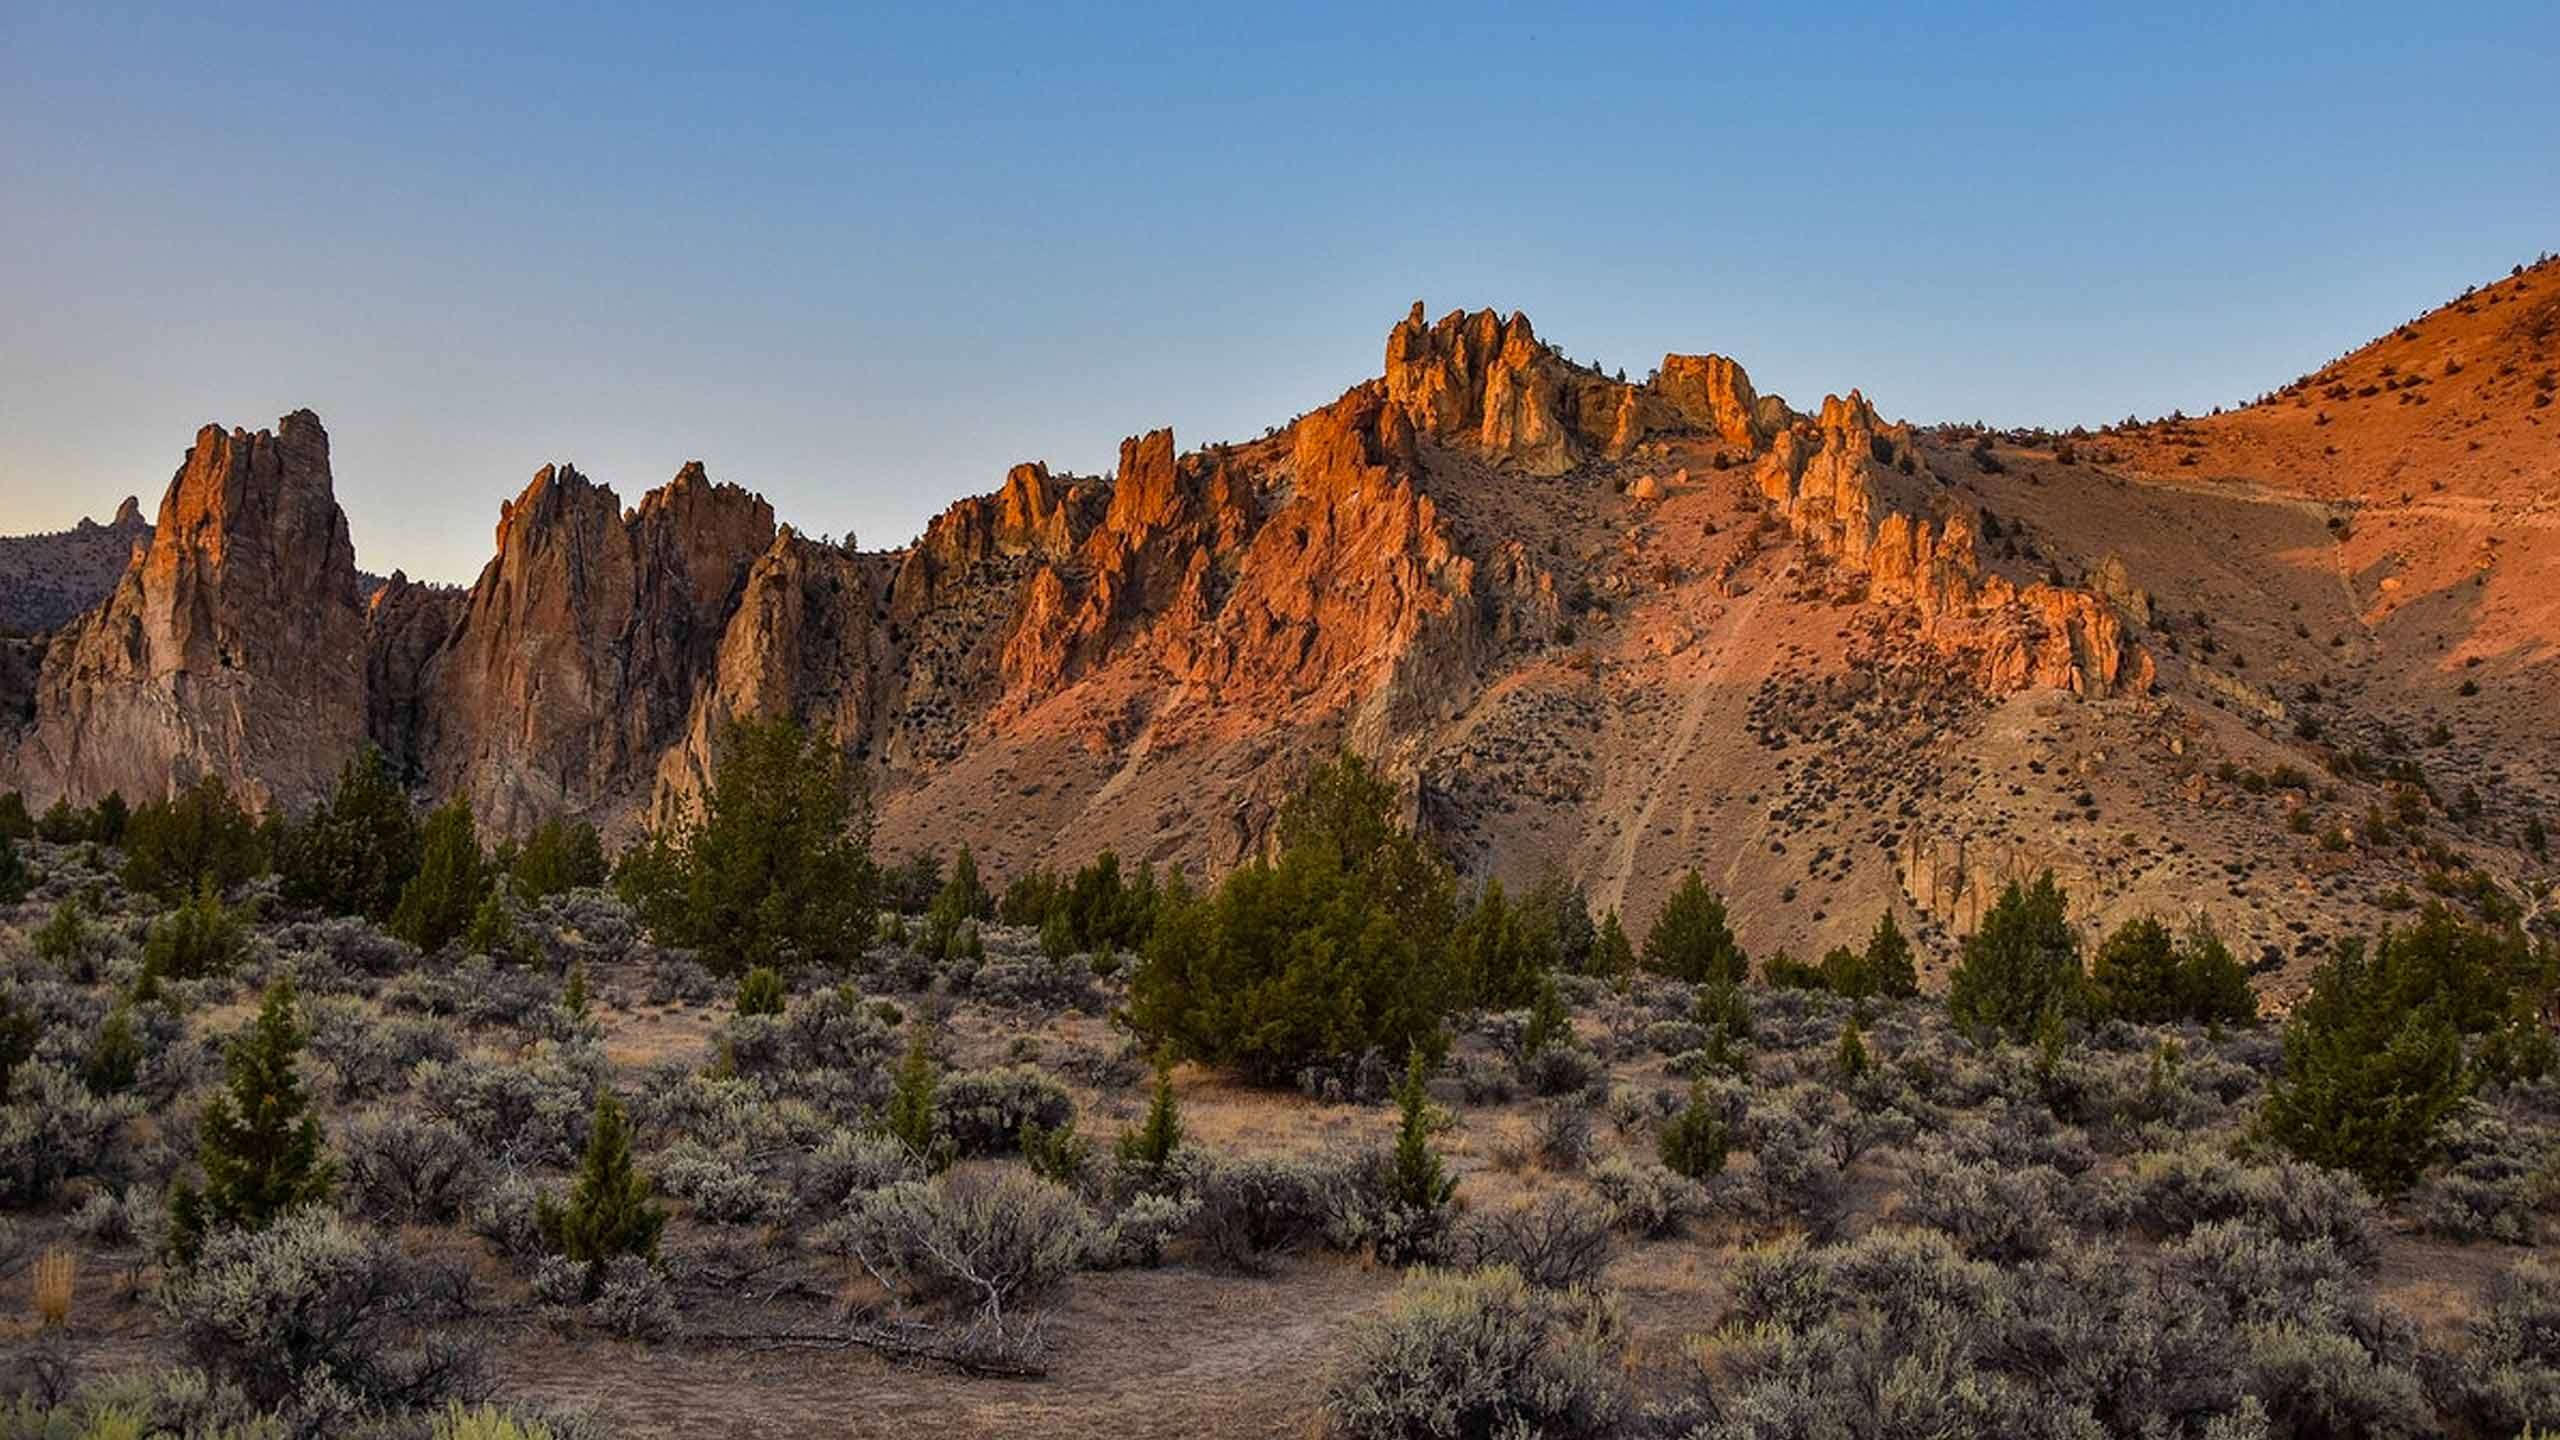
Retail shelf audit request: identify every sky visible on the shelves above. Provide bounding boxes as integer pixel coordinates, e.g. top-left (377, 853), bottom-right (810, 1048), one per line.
top-left (2, 3), bottom-right (2553, 583)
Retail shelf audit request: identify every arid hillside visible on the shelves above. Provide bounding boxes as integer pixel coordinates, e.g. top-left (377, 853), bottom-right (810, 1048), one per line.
top-left (0, 497), bottom-right (147, 636)
top-left (2, 263), bottom-right (2553, 994)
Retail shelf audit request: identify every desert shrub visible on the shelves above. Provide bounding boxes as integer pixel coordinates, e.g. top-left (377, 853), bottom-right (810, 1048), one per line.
top-left (0, 1061), bottom-right (141, 1205)
top-left (589, 1254), bottom-right (675, 1342)
top-left (391, 799), bottom-right (489, 955)
top-left (274, 914), bottom-right (418, 981)
top-left (643, 954), bottom-right (718, 1005)
top-left (836, 1170), bottom-right (1092, 1310)
top-left (339, 1111), bottom-right (483, 1225)
top-left (142, 880), bottom-right (246, 983)
top-left (68, 1186), bottom-right (149, 1248)
top-left (122, 776), bottom-right (264, 901)
top-left (614, 715), bottom-right (879, 975)
top-left (1518, 1042), bottom-right (1604, 1100)
top-left (962, 940), bottom-right (1102, 1013)
top-left (1126, 754), bottom-right (1458, 1085)
top-left (169, 979), bottom-right (333, 1262)
top-left (1462, 1192), bottom-right (1613, 1291)
top-left (414, 1050), bottom-right (599, 1167)
top-left (792, 1129), bottom-right (924, 1214)
top-left (306, 999), bottom-right (458, 1102)
top-left (536, 1093), bottom-right (664, 1277)
top-left (1896, 1153), bottom-right (2073, 1263)
top-left (160, 1208), bottom-right (480, 1412)
top-left (1587, 1157), bottom-right (1702, 1238)
top-left (2443, 1256), bottom-right (2560, 1436)
top-left (2406, 1099), bottom-right (2552, 1242)
top-left (1642, 870), bottom-right (1746, 984)
top-left (2089, 915), bottom-right (2259, 1026)
top-left (1324, 1266), bottom-right (1626, 1440)
top-left (1946, 873), bottom-right (2083, 1041)
top-left (1092, 1190), bottom-right (1200, 1269)
top-left (931, 1067), bottom-right (1075, 1157)
top-left (1195, 1154), bottom-right (1338, 1274)
top-left (652, 1141), bottom-right (781, 1226)
top-left (465, 1173), bottom-right (546, 1268)
top-left (273, 747), bottom-right (419, 923)
top-left (1533, 1100), bottom-right (1597, 1171)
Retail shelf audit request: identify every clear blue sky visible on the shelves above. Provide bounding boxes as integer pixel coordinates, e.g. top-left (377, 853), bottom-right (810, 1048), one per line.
top-left (3, 2), bottom-right (2552, 582)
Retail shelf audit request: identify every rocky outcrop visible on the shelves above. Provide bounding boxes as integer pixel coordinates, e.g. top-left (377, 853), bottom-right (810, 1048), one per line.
top-left (0, 493), bottom-right (155, 635)
top-left (3, 411), bottom-right (367, 808)
top-left (1385, 304), bottom-right (1627, 474)
top-left (1756, 395), bottom-right (2153, 696)
top-left (420, 460), bottom-right (775, 831)
top-left (1654, 353), bottom-right (1784, 451)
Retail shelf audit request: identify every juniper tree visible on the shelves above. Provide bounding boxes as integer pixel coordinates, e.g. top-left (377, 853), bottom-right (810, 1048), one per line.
top-left (511, 817), bottom-right (608, 900)
top-left (1659, 1082), bottom-right (1729, 1180)
top-left (144, 878), bottom-right (246, 983)
top-left (391, 798), bottom-right (487, 954)
top-left (1862, 910), bottom-right (1919, 999)
top-left (276, 746), bottom-right (418, 921)
top-left (735, 966), bottom-right (787, 1017)
top-left (82, 1002), bottom-right (143, 1095)
top-left (169, 978), bottom-right (334, 1262)
top-left (1115, 1059), bottom-right (1186, 1181)
top-left (0, 832), bottom-right (30, 906)
top-left (883, 1023), bottom-right (946, 1169)
top-left (122, 775), bottom-right (264, 900)
top-left (1947, 874), bottom-right (2083, 1042)
top-left (538, 1092), bottom-right (664, 1282)
top-left (2261, 939), bottom-right (2468, 1195)
top-left (1387, 1049), bottom-right (1457, 1234)
top-left (1643, 871), bottom-right (1746, 984)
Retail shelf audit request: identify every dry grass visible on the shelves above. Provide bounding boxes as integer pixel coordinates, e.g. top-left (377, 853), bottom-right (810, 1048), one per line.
top-left (32, 1245), bottom-right (74, 1328)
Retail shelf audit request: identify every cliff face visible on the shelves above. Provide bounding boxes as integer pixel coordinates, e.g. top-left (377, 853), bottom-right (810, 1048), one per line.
top-left (0, 304), bottom-right (2150, 848)
top-left (416, 461), bottom-right (776, 832)
top-left (4, 411), bottom-right (366, 809)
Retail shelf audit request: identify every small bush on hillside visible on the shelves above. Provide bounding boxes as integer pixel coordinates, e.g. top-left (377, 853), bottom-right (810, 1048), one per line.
top-left (161, 1208), bottom-right (480, 1412)
top-left (0, 1060), bottom-right (142, 1206)
top-left (1896, 1153), bottom-right (2074, 1263)
top-left (653, 1141), bottom-right (782, 1226)
top-left (1587, 1156), bottom-right (1703, 1237)
top-left (733, 966), bottom-right (786, 1017)
top-left (1194, 1155), bottom-right (1339, 1274)
top-left (2444, 1256), bottom-right (2560, 1436)
top-left (1658, 1083), bottom-right (1729, 1181)
top-left (340, 1111), bottom-right (483, 1225)
top-left (415, 1050), bottom-right (600, 1167)
top-left (1462, 1192), bottom-right (1614, 1291)
top-left (836, 1170), bottom-right (1092, 1312)
top-left (2406, 1100), bottom-right (2553, 1243)
top-left (1324, 1266), bottom-right (1627, 1440)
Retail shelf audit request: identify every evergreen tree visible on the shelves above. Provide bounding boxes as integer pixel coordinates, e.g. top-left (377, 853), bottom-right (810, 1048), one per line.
top-left (1643, 871), bottom-right (1747, 984)
top-left (2261, 938), bottom-right (2468, 1195)
top-left (0, 791), bottom-right (31, 839)
top-left (1946, 874), bottom-right (2084, 1041)
top-left (1768, 949), bottom-right (1834, 991)
top-left (33, 895), bottom-right (92, 969)
top-left (1691, 980), bottom-right (1754, 1077)
top-left (1386, 1049), bottom-right (1456, 1215)
top-left (562, 963), bottom-right (590, 1020)
top-left (512, 817), bottom-right (608, 900)
top-left (169, 978), bottom-right (334, 1262)
top-left (36, 798), bottom-right (88, 843)
top-left (83, 1003), bottom-right (142, 1095)
top-left (1125, 753), bottom-right (1458, 1085)
top-left (1454, 878), bottom-right (1554, 1010)
top-left (0, 989), bottom-right (37, 1103)
top-left (1862, 910), bottom-right (1919, 999)
top-left (1594, 909), bottom-right (1636, 978)
top-left (122, 775), bottom-right (265, 900)
top-left (1519, 973), bottom-right (1572, 1060)
top-left (2174, 918), bottom-right (2259, 1026)
top-left (735, 966), bottom-right (787, 1016)
top-left (143, 878), bottom-right (246, 982)
top-left (1659, 1082), bottom-right (1729, 1180)
top-left (2088, 916), bottom-right (2183, 1023)
top-left (1836, 1017), bottom-right (1871, 1082)
top-left (462, 885), bottom-right (531, 964)
top-left (274, 748), bottom-right (420, 920)
top-left (921, 844), bottom-right (990, 960)
top-left (883, 1023), bottom-right (946, 1169)
top-left (0, 830), bottom-right (27, 906)
top-left (537, 1092), bottom-right (665, 1283)
top-left (1115, 1060), bottom-right (1186, 1180)
top-left (618, 715), bottom-right (877, 974)
top-left (92, 791), bottom-right (128, 847)
top-left (392, 798), bottom-right (487, 954)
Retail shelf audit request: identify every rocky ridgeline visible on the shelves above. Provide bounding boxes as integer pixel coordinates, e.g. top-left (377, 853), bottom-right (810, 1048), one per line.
top-left (0, 303), bottom-right (2153, 839)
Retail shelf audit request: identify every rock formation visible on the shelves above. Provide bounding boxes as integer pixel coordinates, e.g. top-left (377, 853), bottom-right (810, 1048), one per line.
top-left (3, 411), bottom-right (367, 808)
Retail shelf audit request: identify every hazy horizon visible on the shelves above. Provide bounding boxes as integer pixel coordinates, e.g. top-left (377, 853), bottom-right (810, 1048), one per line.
top-left (4, 2), bottom-right (2553, 583)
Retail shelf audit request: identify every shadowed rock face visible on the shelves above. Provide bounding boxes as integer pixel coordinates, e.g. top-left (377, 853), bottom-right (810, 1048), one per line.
top-left (0, 304), bottom-right (2154, 845)
top-left (6, 410), bottom-right (366, 809)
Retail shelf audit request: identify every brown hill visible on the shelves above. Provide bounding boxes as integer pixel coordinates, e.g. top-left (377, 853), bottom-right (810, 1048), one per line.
top-left (0, 495), bottom-right (147, 635)
top-left (3, 268), bottom-right (2552, 991)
